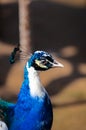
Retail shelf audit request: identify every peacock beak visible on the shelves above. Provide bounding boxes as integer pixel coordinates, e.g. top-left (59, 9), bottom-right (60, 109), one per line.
top-left (52, 60), bottom-right (64, 68)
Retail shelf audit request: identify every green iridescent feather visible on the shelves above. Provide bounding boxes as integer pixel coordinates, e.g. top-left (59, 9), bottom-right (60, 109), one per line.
top-left (0, 98), bottom-right (15, 125)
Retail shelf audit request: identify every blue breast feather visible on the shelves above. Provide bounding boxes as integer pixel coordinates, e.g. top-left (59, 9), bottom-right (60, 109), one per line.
top-left (0, 67), bottom-right (53, 130)
top-left (8, 83), bottom-right (53, 130)
top-left (7, 66), bottom-right (53, 130)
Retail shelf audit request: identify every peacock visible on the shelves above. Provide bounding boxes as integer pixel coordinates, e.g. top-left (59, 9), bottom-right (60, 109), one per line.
top-left (0, 50), bottom-right (64, 130)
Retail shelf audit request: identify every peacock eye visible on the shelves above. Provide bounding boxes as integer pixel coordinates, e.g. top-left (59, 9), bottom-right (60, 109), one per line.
top-left (41, 60), bottom-right (48, 65)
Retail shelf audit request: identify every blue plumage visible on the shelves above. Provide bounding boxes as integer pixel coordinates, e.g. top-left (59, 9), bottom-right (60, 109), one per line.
top-left (0, 51), bottom-right (64, 130)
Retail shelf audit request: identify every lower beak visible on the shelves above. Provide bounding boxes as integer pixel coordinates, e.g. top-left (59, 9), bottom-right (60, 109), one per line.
top-left (52, 60), bottom-right (64, 68)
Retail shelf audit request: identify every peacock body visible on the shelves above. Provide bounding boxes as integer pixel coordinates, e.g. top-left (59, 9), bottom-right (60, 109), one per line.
top-left (0, 51), bottom-right (64, 130)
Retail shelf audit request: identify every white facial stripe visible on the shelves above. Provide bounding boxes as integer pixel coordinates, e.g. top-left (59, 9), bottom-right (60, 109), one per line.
top-left (43, 53), bottom-right (50, 57)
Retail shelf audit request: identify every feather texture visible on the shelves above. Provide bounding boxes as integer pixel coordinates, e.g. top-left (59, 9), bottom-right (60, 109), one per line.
top-left (0, 51), bottom-right (64, 130)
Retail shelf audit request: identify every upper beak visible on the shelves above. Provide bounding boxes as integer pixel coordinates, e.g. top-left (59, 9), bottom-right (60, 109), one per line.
top-left (52, 60), bottom-right (64, 68)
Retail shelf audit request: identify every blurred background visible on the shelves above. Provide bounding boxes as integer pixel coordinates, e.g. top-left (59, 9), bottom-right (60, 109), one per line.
top-left (0, 0), bottom-right (86, 130)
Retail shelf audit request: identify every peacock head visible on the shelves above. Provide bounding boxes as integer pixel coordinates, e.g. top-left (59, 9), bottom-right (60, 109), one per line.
top-left (26, 51), bottom-right (64, 71)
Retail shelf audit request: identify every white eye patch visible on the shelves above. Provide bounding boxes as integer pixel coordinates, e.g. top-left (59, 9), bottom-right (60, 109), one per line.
top-left (35, 60), bottom-right (48, 69)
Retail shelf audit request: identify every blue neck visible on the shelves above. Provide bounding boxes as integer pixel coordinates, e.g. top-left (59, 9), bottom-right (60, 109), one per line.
top-left (16, 65), bottom-right (31, 108)
top-left (17, 65), bottom-right (38, 109)
top-left (17, 64), bottom-right (44, 109)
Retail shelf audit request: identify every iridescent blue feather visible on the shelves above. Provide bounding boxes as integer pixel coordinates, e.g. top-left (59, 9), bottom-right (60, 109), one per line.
top-left (0, 51), bottom-right (64, 130)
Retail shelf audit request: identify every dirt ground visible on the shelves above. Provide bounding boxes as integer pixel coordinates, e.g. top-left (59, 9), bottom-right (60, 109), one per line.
top-left (0, 1), bottom-right (86, 130)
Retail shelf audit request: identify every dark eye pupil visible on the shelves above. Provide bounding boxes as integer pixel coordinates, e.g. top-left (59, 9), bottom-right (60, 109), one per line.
top-left (41, 60), bottom-right (47, 64)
